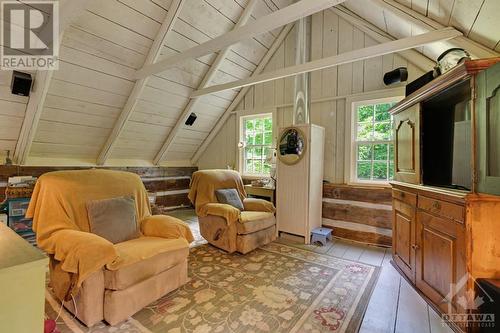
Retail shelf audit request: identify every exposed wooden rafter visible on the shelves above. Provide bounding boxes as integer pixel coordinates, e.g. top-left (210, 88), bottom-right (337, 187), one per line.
top-left (330, 6), bottom-right (435, 71)
top-left (153, 0), bottom-right (259, 165)
top-left (13, 0), bottom-right (91, 164)
top-left (96, 0), bottom-right (185, 165)
top-left (191, 23), bottom-right (295, 165)
top-left (190, 28), bottom-right (462, 97)
top-left (371, 0), bottom-right (499, 59)
top-left (135, 0), bottom-right (346, 79)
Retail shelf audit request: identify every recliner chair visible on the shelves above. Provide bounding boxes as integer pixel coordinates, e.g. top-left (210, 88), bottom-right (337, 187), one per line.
top-left (188, 169), bottom-right (276, 254)
top-left (27, 169), bottom-right (194, 326)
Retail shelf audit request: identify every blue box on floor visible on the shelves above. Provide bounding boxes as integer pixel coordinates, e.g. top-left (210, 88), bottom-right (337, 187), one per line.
top-left (311, 227), bottom-right (332, 246)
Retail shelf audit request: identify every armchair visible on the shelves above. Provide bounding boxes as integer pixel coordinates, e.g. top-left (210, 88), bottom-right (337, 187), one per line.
top-left (188, 170), bottom-right (276, 254)
top-left (27, 169), bottom-right (194, 326)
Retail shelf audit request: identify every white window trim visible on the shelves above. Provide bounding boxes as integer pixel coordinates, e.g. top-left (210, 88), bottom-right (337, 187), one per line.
top-left (237, 108), bottom-right (277, 178)
top-left (344, 90), bottom-right (404, 186)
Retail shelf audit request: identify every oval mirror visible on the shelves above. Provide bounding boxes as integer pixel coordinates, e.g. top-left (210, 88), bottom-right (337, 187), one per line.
top-left (278, 127), bottom-right (306, 165)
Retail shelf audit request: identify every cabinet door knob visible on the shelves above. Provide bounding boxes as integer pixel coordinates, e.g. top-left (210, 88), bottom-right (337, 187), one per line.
top-left (411, 244), bottom-right (420, 250)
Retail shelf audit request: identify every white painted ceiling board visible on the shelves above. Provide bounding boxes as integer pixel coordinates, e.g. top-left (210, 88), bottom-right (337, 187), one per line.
top-left (86, 0), bottom-right (161, 40)
top-left (449, 0), bottom-right (484, 36)
top-left (468, 0), bottom-right (500, 49)
top-left (72, 11), bottom-right (152, 55)
top-left (61, 27), bottom-right (145, 69)
top-left (427, 0), bottom-right (455, 25)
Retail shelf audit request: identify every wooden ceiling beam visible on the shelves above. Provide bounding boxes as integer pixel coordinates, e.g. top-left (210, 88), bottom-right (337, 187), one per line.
top-left (134, 0), bottom-right (346, 79)
top-left (371, 0), bottom-right (499, 59)
top-left (331, 6), bottom-right (435, 71)
top-left (190, 23), bottom-right (295, 165)
top-left (13, 0), bottom-right (91, 165)
top-left (190, 28), bottom-right (462, 97)
top-left (96, 0), bottom-right (185, 165)
top-left (153, 0), bottom-right (259, 165)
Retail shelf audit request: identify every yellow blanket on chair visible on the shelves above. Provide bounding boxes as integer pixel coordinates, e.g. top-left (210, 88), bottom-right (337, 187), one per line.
top-left (26, 169), bottom-right (193, 291)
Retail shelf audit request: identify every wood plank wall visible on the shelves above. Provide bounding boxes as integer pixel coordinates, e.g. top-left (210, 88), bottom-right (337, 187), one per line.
top-left (197, 9), bottom-right (426, 182)
top-left (322, 183), bottom-right (393, 246)
top-left (0, 165), bottom-right (196, 210)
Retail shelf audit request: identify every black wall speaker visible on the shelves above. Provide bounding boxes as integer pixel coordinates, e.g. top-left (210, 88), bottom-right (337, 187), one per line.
top-left (11, 71), bottom-right (32, 96)
top-left (185, 112), bottom-right (197, 126)
top-left (383, 67), bottom-right (408, 86)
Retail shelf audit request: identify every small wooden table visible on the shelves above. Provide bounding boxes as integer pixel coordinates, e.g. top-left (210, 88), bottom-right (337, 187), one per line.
top-left (244, 184), bottom-right (276, 204)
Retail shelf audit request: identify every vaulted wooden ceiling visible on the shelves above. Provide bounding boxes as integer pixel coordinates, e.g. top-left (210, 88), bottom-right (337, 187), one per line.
top-left (2, 0), bottom-right (499, 166)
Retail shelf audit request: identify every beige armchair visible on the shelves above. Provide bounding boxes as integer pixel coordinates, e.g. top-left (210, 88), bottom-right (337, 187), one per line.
top-left (188, 170), bottom-right (276, 254)
top-left (27, 169), bottom-right (194, 326)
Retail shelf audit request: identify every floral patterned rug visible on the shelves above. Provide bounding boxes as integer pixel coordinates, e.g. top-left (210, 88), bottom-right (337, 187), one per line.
top-left (46, 242), bottom-right (379, 333)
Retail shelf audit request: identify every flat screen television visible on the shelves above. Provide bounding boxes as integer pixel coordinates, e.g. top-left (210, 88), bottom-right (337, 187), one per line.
top-left (421, 79), bottom-right (472, 191)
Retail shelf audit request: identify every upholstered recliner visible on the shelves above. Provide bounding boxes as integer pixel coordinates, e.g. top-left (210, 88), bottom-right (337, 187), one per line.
top-left (26, 169), bottom-right (194, 326)
top-left (188, 170), bottom-right (276, 254)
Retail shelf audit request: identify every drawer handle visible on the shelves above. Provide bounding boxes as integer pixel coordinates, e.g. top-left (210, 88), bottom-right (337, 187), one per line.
top-left (432, 201), bottom-right (441, 210)
top-left (400, 192), bottom-right (405, 198)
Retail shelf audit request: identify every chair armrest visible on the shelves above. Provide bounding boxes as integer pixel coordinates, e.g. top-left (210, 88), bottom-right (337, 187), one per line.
top-left (243, 198), bottom-right (275, 213)
top-left (50, 229), bottom-right (118, 287)
top-left (141, 215), bottom-right (194, 243)
top-left (199, 203), bottom-right (241, 224)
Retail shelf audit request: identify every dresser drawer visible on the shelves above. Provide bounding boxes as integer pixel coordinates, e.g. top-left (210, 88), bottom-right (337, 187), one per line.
top-left (418, 196), bottom-right (464, 223)
top-left (392, 188), bottom-right (417, 206)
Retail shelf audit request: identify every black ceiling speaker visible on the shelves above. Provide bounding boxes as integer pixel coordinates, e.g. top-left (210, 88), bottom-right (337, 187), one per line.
top-left (11, 71), bottom-right (33, 96)
top-left (185, 112), bottom-right (197, 126)
top-left (383, 67), bottom-right (408, 86)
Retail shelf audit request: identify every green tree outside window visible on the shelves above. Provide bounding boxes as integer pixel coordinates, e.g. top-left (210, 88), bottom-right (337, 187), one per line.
top-left (243, 115), bottom-right (273, 176)
top-left (355, 102), bottom-right (396, 182)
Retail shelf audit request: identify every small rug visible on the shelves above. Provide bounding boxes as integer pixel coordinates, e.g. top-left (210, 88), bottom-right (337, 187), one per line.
top-left (46, 242), bottom-right (379, 333)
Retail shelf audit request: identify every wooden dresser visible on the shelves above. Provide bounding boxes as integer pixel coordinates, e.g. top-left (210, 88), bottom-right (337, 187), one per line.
top-left (389, 59), bottom-right (500, 333)
top-left (0, 223), bottom-right (48, 332)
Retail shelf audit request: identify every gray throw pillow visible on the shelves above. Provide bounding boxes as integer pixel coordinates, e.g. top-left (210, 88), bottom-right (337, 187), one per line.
top-left (86, 196), bottom-right (140, 244)
top-left (215, 188), bottom-right (244, 211)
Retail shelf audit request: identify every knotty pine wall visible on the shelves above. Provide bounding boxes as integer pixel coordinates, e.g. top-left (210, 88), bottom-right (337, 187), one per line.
top-left (0, 166), bottom-right (196, 210)
top-left (197, 9), bottom-right (426, 183)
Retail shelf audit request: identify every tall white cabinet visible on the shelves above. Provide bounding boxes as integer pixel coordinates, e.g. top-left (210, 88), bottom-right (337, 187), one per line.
top-left (276, 123), bottom-right (325, 244)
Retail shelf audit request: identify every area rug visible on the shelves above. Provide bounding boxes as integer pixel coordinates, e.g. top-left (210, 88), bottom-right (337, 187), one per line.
top-left (45, 242), bottom-right (379, 333)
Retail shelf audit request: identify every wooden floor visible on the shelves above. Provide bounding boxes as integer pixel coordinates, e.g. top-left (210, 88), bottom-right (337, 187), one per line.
top-left (170, 209), bottom-right (454, 333)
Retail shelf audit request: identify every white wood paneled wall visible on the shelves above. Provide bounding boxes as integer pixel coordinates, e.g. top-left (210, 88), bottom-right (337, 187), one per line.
top-left (198, 10), bottom-right (425, 183)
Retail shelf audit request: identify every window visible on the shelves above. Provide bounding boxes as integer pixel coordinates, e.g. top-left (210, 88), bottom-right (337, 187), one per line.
top-left (241, 114), bottom-right (273, 176)
top-left (352, 99), bottom-right (398, 183)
